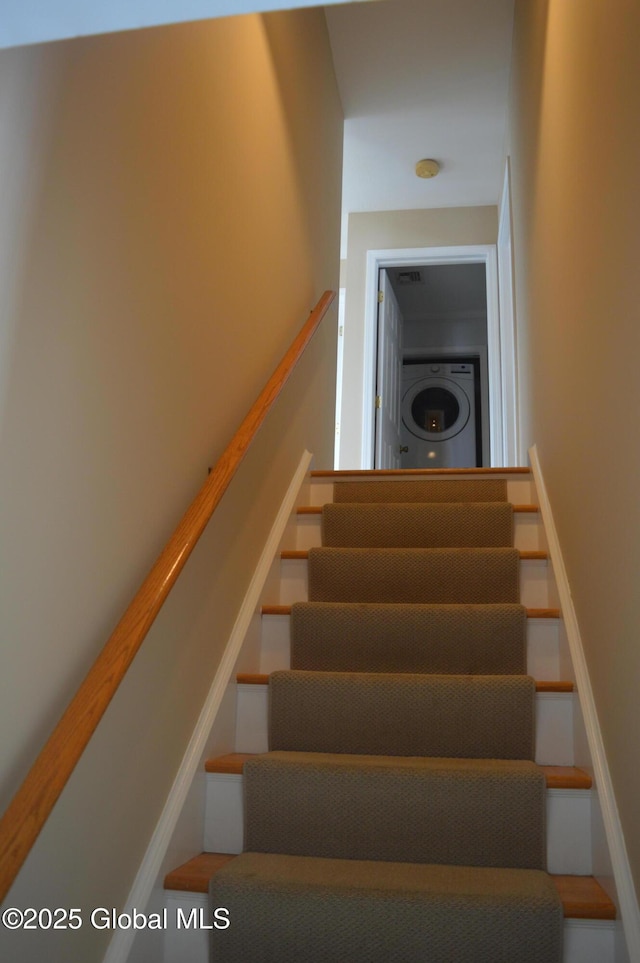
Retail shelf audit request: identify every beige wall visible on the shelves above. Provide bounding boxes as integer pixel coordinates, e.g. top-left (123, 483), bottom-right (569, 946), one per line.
top-left (339, 206), bottom-right (498, 467)
top-left (0, 10), bottom-right (342, 959)
top-left (509, 0), bottom-right (640, 906)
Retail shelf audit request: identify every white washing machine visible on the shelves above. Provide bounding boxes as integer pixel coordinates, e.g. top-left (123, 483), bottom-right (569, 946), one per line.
top-left (400, 360), bottom-right (479, 469)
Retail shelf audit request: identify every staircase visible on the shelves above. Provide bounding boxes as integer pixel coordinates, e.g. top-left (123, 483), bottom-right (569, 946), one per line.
top-left (163, 468), bottom-right (617, 963)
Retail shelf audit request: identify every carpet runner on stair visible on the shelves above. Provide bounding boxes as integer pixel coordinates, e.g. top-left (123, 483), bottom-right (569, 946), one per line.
top-left (290, 601), bottom-right (527, 674)
top-left (268, 670), bottom-right (536, 759)
top-left (332, 477), bottom-right (508, 502)
top-left (210, 855), bottom-right (561, 963)
top-left (209, 480), bottom-right (564, 962)
top-left (308, 545), bottom-right (521, 603)
top-left (322, 500), bottom-right (514, 547)
top-left (243, 752), bottom-right (546, 868)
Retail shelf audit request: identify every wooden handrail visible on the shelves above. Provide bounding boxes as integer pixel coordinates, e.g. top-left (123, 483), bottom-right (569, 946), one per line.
top-left (0, 290), bottom-right (336, 902)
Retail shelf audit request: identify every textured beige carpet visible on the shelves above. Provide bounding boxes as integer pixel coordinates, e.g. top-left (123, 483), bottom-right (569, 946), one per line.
top-left (322, 501), bottom-right (514, 548)
top-left (333, 478), bottom-right (508, 503)
top-left (308, 546), bottom-right (521, 604)
top-left (244, 752), bottom-right (546, 869)
top-left (269, 670), bottom-right (535, 759)
top-left (209, 853), bottom-right (563, 963)
top-left (290, 601), bottom-right (527, 674)
top-left (209, 474), bottom-right (564, 962)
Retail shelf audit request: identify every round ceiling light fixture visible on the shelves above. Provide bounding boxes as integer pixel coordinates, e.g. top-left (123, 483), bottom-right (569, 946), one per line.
top-left (415, 158), bottom-right (440, 179)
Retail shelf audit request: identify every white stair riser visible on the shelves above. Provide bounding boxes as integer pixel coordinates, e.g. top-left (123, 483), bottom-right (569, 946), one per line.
top-left (235, 684), bottom-right (575, 766)
top-left (203, 771), bottom-right (591, 874)
top-left (309, 476), bottom-right (535, 506)
top-left (527, 618), bottom-right (561, 680)
top-left (164, 893), bottom-right (210, 963)
top-left (295, 511), bottom-right (544, 552)
top-left (278, 557), bottom-right (550, 608)
top-left (260, 613), bottom-right (561, 679)
top-left (546, 789), bottom-right (593, 874)
top-left (563, 920), bottom-right (617, 963)
top-left (204, 774), bottom-right (243, 855)
top-left (163, 892), bottom-right (615, 963)
top-left (535, 692), bottom-right (575, 766)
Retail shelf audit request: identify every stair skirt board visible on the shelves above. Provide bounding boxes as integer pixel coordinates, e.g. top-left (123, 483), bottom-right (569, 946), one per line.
top-left (530, 446), bottom-right (638, 962)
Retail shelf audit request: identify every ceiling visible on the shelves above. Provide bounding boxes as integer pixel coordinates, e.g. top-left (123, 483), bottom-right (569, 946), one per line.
top-left (0, 0), bottom-right (357, 48)
top-left (324, 0), bottom-right (515, 255)
top-left (387, 263), bottom-right (487, 322)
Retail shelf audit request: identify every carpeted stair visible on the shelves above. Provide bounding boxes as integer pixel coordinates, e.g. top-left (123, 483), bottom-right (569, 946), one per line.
top-left (322, 500), bottom-right (514, 547)
top-left (268, 670), bottom-right (535, 758)
top-left (308, 545), bottom-right (521, 603)
top-left (243, 752), bottom-right (546, 868)
top-left (290, 601), bottom-right (527, 674)
top-left (209, 478), bottom-right (564, 961)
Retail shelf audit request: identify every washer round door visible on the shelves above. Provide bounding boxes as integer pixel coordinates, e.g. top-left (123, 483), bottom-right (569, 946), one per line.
top-left (401, 377), bottom-right (471, 441)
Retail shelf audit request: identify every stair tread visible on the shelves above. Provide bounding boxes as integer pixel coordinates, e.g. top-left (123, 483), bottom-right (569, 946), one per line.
top-left (164, 852), bottom-right (234, 892)
top-left (536, 680), bottom-right (574, 692)
top-left (236, 672), bottom-right (573, 692)
top-left (205, 753), bottom-right (591, 788)
top-left (261, 604), bottom-right (561, 618)
top-left (205, 752), bottom-right (256, 774)
top-left (311, 468), bottom-right (532, 477)
top-left (299, 504), bottom-right (539, 515)
top-left (164, 853), bottom-right (614, 919)
top-left (553, 875), bottom-right (617, 919)
top-left (543, 766), bottom-right (592, 789)
top-left (281, 548), bottom-right (548, 560)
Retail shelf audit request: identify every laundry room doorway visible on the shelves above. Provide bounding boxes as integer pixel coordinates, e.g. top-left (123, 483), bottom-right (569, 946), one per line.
top-left (364, 245), bottom-right (507, 469)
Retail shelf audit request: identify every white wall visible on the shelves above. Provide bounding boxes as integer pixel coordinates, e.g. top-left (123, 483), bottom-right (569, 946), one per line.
top-left (0, 10), bottom-right (342, 960)
top-left (403, 317), bottom-right (487, 353)
top-left (508, 0), bottom-right (640, 929)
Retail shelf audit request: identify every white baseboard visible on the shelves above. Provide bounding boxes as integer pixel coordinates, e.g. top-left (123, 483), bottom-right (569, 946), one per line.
top-left (102, 450), bottom-right (313, 963)
top-left (529, 444), bottom-right (639, 961)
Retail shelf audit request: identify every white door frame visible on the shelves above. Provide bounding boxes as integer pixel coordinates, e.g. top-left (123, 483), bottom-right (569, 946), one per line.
top-left (333, 289), bottom-right (346, 468)
top-left (497, 159), bottom-right (521, 465)
top-left (362, 244), bottom-right (505, 468)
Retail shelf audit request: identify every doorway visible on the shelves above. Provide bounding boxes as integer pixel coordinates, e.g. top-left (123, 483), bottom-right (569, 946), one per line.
top-left (375, 262), bottom-right (490, 469)
top-left (362, 244), bottom-right (504, 468)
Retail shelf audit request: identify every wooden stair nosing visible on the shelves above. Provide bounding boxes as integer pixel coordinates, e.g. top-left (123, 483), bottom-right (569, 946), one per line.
top-left (204, 752), bottom-right (592, 789)
top-left (281, 549), bottom-right (549, 560)
top-left (164, 852), bottom-right (234, 894)
top-left (163, 854), bottom-right (615, 920)
top-left (236, 672), bottom-right (573, 692)
top-left (261, 604), bottom-right (561, 619)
